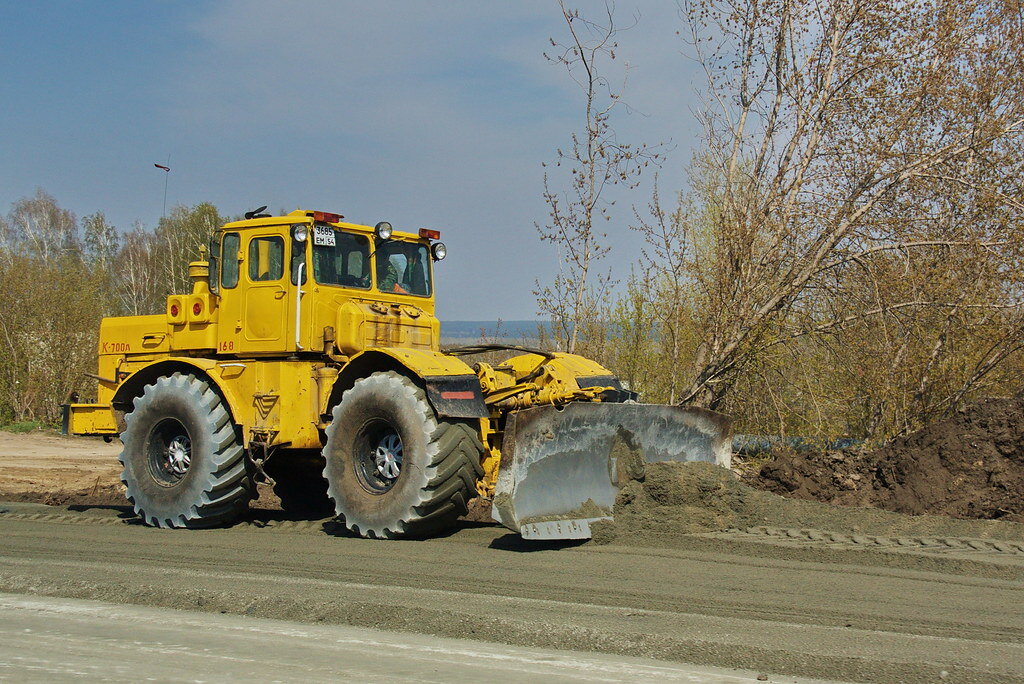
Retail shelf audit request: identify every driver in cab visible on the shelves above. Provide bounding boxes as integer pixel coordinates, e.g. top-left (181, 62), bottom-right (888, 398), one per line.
top-left (378, 242), bottom-right (428, 296)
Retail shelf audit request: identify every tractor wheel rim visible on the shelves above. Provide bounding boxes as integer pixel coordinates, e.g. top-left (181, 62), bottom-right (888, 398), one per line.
top-left (147, 418), bottom-right (192, 485)
top-left (355, 421), bottom-right (404, 494)
top-left (167, 435), bottom-right (191, 476)
top-left (374, 432), bottom-right (403, 480)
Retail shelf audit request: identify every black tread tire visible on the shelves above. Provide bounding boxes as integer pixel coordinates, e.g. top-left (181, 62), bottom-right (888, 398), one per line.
top-left (119, 372), bottom-right (253, 528)
top-left (264, 453), bottom-right (333, 517)
top-left (322, 371), bottom-right (484, 539)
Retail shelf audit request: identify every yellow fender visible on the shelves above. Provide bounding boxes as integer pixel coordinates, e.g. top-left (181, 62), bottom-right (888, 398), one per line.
top-left (111, 357), bottom-right (249, 426)
top-left (333, 348), bottom-right (488, 419)
top-left (65, 356), bottom-right (251, 437)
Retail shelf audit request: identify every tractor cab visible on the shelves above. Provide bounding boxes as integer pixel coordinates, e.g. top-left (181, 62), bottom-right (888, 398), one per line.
top-left (205, 210), bottom-right (446, 358)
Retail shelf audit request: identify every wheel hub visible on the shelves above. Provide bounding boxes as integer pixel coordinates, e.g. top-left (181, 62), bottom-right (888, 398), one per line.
top-left (166, 435), bottom-right (191, 476)
top-left (374, 433), bottom-right (403, 480)
top-left (147, 418), bottom-right (193, 485)
top-left (353, 421), bottom-right (404, 494)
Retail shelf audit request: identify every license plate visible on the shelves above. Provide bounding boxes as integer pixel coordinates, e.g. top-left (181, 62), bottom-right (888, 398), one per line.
top-left (313, 225), bottom-right (336, 246)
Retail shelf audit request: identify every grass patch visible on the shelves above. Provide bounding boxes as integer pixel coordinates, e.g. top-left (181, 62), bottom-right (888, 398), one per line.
top-left (1, 420), bottom-right (46, 433)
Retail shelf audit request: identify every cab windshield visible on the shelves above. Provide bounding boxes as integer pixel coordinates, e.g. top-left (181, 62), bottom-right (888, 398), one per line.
top-left (312, 232), bottom-right (371, 289)
top-left (376, 241), bottom-right (432, 297)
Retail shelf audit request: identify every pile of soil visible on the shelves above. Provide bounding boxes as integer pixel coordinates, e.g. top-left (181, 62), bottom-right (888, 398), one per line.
top-left (591, 460), bottom-right (1024, 546)
top-left (751, 397), bottom-right (1024, 522)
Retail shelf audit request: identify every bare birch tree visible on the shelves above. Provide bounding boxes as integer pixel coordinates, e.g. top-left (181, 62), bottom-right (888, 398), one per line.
top-left (4, 188), bottom-right (77, 264)
top-left (154, 202), bottom-right (224, 298)
top-left (536, 1), bottom-right (659, 353)
top-left (0, 192), bottom-right (101, 422)
top-left (117, 225), bottom-right (161, 317)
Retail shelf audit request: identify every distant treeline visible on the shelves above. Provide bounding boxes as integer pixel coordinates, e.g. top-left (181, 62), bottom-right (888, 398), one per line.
top-left (0, 190), bottom-right (225, 424)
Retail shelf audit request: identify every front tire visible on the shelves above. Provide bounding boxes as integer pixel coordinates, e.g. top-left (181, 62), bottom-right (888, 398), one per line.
top-left (119, 372), bottom-right (253, 528)
top-left (323, 371), bottom-right (483, 539)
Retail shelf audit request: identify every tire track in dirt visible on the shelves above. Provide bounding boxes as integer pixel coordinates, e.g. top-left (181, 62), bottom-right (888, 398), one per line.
top-left (706, 526), bottom-right (1024, 557)
top-left (3, 505), bottom-right (1023, 562)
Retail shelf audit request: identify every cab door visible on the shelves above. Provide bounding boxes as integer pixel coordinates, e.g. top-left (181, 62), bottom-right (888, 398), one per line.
top-left (241, 233), bottom-right (289, 354)
top-left (215, 231), bottom-right (243, 354)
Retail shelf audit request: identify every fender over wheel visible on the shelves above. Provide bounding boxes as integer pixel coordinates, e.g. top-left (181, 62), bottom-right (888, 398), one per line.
top-left (119, 372), bottom-right (253, 528)
top-left (322, 371), bottom-right (484, 539)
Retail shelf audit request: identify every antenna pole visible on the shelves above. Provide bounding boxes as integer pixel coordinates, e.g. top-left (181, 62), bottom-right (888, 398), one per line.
top-left (162, 155), bottom-right (170, 220)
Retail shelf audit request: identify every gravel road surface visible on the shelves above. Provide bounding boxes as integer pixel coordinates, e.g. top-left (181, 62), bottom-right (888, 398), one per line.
top-left (1, 502), bottom-right (1021, 682)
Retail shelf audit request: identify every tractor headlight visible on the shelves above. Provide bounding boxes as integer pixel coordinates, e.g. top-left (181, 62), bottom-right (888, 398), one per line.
top-left (431, 242), bottom-right (447, 261)
top-left (375, 221), bottom-right (393, 240)
top-left (291, 224), bottom-right (308, 242)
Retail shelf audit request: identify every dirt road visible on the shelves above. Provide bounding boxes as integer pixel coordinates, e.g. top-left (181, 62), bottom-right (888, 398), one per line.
top-left (1, 500), bottom-right (1022, 683)
top-left (0, 593), bottom-right (775, 683)
top-left (2, 431), bottom-right (1024, 680)
top-left (0, 431), bottom-right (122, 505)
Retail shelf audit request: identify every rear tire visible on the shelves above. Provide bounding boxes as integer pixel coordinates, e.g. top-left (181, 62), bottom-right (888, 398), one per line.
top-left (323, 371), bottom-right (483, 539)
top-left (119, 373), bottom-right (253, 528)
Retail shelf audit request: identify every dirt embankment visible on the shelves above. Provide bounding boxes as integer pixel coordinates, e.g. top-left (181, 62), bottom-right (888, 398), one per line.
top-left (591, 460), bottom-right (1024, 546)
top-left (749, 397), bottom-right (1024, 522)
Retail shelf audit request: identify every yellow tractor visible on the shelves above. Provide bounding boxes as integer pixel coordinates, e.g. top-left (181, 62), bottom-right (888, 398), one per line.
top-left (64, 209), bottom-right (730, 539)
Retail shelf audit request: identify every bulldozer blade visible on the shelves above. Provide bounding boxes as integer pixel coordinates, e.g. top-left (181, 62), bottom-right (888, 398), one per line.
top-left (491, 403), bottom-right (732, 540)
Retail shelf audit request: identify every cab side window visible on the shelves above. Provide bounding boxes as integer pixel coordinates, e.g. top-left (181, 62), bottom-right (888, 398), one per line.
top-left (248, 236), bottom-right (284, 282)
top-left (221, 233), bottom-right (240, 288)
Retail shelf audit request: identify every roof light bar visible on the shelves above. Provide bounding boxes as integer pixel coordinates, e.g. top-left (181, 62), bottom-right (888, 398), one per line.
top-left (312, 211), bottom-right (343, 223)
top-left (418, 228), bottom-right (441, 240)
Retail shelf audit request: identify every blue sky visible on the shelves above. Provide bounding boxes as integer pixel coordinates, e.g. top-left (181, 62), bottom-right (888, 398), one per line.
top-left (0, 1), bottom-right (703, 320)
